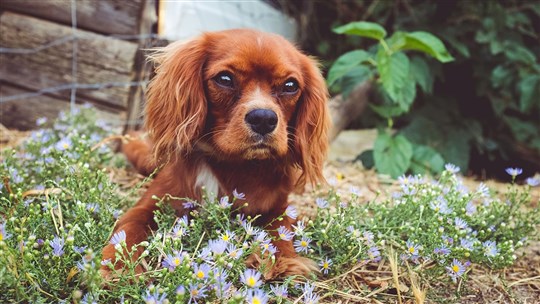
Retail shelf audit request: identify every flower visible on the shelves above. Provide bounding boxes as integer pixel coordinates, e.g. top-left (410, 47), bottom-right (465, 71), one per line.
top-left (226, 243), bottom-right (243, 260)
top-left (319, 257), bottom-right (332, 274)
top-left (220, 230), bottom-right (236, 242)
top-left (162, 251), bottom-right (183, 271)
top-left (465, 201), bottom-right (477, 216)
top-left (86, 203), bottom-right (100, 214)
top-left (460, 238), bottom-right (475, 251)
top-left (434, 244), bottom-right (451, 255)
top-left (270, 284), bottom-right (288, 298)
top-left (193, 263), bottom-right (212, 280)
top-left (219, 196), bottom-right (232, 208)
top-left (36, 117), bottom-right (48, 126)
top-left (350, 186), bottom-right (361, 196)
top-left (526, 177), bottom-right (540, 187)
top-left (188, 283), bottom-right (207, 302)
top-left (143, 289), bottom-right (167, 304)
top-left (505, 167), bottom-right (523, 177)
top-left (0, 222), bottom-right (11, 241)
top-left (182, 201), bottom-right (196, 209)
top-left (294, 236), bottom-right (311, 254)
top-left (245, 289), bottom-right (268, 304)
top-left (368, 246), bottom-right (382, 262)
top-left (233, 189), bottom-right (245, 200)
top-left (277, 226), bottom-right (294, 241)
top-left (476, 183), bottom-right (490, 197)
top-left (285, 205), bottom-right (298, 219)
top-left (292, 221), bottom-right (306, 235)
top-left (406, 240), bottom-right (420, 256)
top-left (242, 221), bottom-right (258, 236)
top-left (109, 230), bottom-right (126, 245)
top-left (445, 163), bottom-right (460, 174)
top-left (260, 241), bottom-right (277, 255)
top-left (213, 269), bottom-right (232, 298)
top-left (55, 137), bottom-right (72, 151)
top-left (241, 269), bottom-right (262, 288)
top-left (73, 245), bottom-right (87, 254)
top-left (446, 258), bottom-right (466, 283)
top-left (430, 197), bottom-right (452, 214)
top-left (301, 283), bottom-right (319, 304)
top-left (454, 217), bottom-right (469, 230)
top-left (483, 240), bottom-right (499, 257)
top-left (315, 198), bottom-right (329, 209)
top-left (208, 239), bottom-right (228, 255)
top-left (50, 236), bottom-right (65, 256)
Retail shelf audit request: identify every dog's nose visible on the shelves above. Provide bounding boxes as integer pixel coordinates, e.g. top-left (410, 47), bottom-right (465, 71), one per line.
top-left (245, 109), bottom-right (278, 135)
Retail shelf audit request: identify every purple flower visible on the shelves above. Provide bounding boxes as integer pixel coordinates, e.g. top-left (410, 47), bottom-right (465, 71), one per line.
top-left (454, 217), bottom-right (469, 230)
top-left (170, 216), bottom-right (189, 238)
top-left (277, 226), bottom-right (294, 241)
top-left (505, 167), bottom-right (523, 177)
top-left (226, 243), bottom-right (243, 260)
top-left (86, 203), bottom-right (100, 214)
top-left (218, 196), bottom-right (232, 208)
top-left (182, 201), bottom-right (196, 209)
top-left (55, 137), bottom-right (72, 151)
top-left (73, 245), bottom-right (87, 254)
top-left (316, 198), bottom-right (329, 209)
top-left (220, 230), bottom-right (235, 242)
top-left (294, 236), bottom-right (311, 254)
top-left (460, 238), bottom-right (475, 251)
top-left (241, 269), bottom-right (262, 288)
top-left (233, 189), bottom-right (245, 200)
top-left (109, 230), bottom-right (126, 245)
top-left (434, 245), bottom-right (451, 255)
top-left (350, 186), bottom-right (361, 196)
top-left (445, 163), bottom-right (460, 174)
top-left (405, 240), bottom-right (420, 256)
top-left (0, 222), bottom-right (11, 241)
top-left (208, 239), bottom-right (228, 255)
top-left (193, 263), bottom-right (212, 280)
top-left (50, 236), bottom-right (65, 256)
top-left (36, 117), bottom-right (48, 126)
top-left (476, 183), bottom-right (490, 197)
top-left (242, 221), bottom-right (258, 236)
top-left (213, 269), bottom-right (232, 298)
top-left (245, 289), bottom-right (268, 304)
top-left (285, 205), bottom-right (298, 219)
top-left (368, 246), bottom-right (382, 262)
top-left (319, 257), bottom-right (332, 275)
top-left (292, 221), bottom-right (306, 235)
top-left (162, 251), bottom-right (183, 271)
top-left (465, 201), bottom-right (476, 216)
top-left (526, 177), bottom-right (540, 187)
top-left (270, 284), bottom-right (288, 298)
top-left (301, 283), bottom-right (319, 303)
top-left (188, 283), bottom-right (207, 302)
top-left (446, 258), bottom-right (466, 283)
top-left (483, 240), bottom-right (498, 257)
top-left (142, 289), bottom-right (167, 304)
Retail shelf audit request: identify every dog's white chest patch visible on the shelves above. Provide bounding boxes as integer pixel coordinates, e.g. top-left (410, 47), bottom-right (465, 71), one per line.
top-left (195, 163), bottom-right (220, 200)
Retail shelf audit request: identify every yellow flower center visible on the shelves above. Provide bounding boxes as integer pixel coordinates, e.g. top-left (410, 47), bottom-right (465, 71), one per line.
top-left (409, 247), bottom-right (416, 253)
top-left (301, 241), bottom-right (308, 247)
top-left (62, 143), bottom-right (69, 149)
top-left (452, 265), bottom-right (460, 273)
top-left (247, 277), bottom-right (256, 287)
top-left (252, 297), bottom-right (261, 304)
top-left (222, 235), bottom-right (229, 241)
top-left (197, 271), bottom-right (205, 279)
top-left (191, 289), bottom-right (199, 296)
top-left (279, 233), bottom-right (286, 239)
top-left (230, 251), bottom-right (237, 258)
top-left (173, 258), bottom-right (181, 266)
top-left (0, 234), bottom-right (3, 241)
top-left (323, 262), bottom-right (329, 269)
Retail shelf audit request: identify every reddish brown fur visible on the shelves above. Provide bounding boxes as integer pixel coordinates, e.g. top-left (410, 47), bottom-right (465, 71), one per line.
top-left (101, 29), bottom-right (330, 279)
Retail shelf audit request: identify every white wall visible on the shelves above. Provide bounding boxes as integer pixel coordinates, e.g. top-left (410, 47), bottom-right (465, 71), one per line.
top-left (159, 0), bottom-right (297, 42)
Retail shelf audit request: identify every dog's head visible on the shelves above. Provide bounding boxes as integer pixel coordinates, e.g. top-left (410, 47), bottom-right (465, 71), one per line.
top-left (145, 29), bottom-right (330, 187)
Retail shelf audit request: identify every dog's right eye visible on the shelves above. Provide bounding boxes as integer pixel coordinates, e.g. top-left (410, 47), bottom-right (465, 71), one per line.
top-left (213, 72), bottom-right (234, 88)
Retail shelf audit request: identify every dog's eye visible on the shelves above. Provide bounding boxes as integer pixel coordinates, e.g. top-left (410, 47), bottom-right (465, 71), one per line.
top-left (214, 72), bottom-right (234, 88)
top-left (283, 79), bottom-right (299, 94)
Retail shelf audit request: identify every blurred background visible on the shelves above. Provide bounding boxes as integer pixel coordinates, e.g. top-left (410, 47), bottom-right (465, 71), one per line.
top-left (1, 0), bottom-right (539, 181)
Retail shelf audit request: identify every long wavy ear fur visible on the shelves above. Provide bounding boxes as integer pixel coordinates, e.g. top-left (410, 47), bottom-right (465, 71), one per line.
top-left (145, 37), bottom-right (208, 162)
top-left (293, 57), bottom-right (331, 188)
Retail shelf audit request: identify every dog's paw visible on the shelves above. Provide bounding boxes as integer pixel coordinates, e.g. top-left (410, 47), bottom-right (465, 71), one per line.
top-left (246, 253), bottom-right (318, 280)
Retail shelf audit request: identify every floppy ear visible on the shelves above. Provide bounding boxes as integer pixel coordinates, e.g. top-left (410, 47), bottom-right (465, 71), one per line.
top-left (293, 57), bottom-right (331, 188)
top-left (145, 37), bottom-right (208, 162)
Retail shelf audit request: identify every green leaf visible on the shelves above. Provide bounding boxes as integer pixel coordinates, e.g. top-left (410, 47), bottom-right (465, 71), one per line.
top-left (339, 66), bottom-right (373, 97)
top-left (504, 42), bottom-right (536, 65)
top-left (410, 145), bottom-right (445, 175)
top-left (377, 49), bottom-right (410, 102)
top-left (373, 132), bottom-right (413, 178)
top-left (491, 65), bottom-right (512, 89)
top-left (356, 150), bottom-right (374, 169)
top-left (327, 50), bottom-right (371, 86)
top-left (517, 74), bottom-right (540, 112)
top-left (410, 56), bottom-right (433, 94)
top-left (369, 103), bottom-right (407, 119)
top-left (333, 21), bottom-right (387, 40)
top-left (401, 32), bottom-right (454, 63)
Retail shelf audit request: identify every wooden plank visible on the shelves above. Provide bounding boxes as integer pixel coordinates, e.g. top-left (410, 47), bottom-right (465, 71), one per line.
top-left (0, 83), bottom-right (123, 131)
top-left (0, 12), bottom-right (139, 109)
top-left (0, 0), bottom-right (146, 36)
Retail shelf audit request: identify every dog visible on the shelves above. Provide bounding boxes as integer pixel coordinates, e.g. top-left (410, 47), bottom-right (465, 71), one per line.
top-left (101, 29), bottom-right (330, 279)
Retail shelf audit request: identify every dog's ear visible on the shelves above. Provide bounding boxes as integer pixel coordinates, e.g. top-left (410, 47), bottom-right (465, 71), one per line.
top-left (292, 57), bottom-right (331, 188)
top-left (145, 37), bottom-right (208, 162)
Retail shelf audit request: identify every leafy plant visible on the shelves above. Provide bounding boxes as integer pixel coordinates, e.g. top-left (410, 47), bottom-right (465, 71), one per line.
top-left (328, 21), bottom-right (453, 177)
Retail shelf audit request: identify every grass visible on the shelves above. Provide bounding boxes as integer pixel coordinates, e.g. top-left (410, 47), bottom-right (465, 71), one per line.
top-left (1, 106), bottom-right (539, 303)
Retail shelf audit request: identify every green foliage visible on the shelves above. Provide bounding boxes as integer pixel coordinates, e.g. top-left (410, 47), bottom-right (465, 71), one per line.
top-left (287, 0), bottom-right (540, 178)
top-left (329, 21), bottom-right (453, 177)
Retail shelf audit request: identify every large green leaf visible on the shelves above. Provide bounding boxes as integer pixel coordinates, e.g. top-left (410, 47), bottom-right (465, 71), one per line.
top-left (374, 132), bottom-right (413, 178)
top-left (377, 49), bottom-right (410, 102)
top-left (401, 32), bottom-right (454, 63)
top-left (410, 145), bottom-right (445, 175)
top-left (504, 42), bottom-right (536, 65)
top-left (339, 66), bottom-right (373, 97)
top-left (517, 74), bottom-right (540, 112)
top-left (333, 21), bottom-right (387, 40)
top-left (327, 50), bottom-right (371, 86)
top-left (410, 56), bottom-right (433, 94)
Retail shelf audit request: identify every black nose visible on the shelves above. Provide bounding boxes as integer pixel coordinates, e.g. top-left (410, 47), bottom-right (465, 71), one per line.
top-left (245, 109), bottom-right (278, 135)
